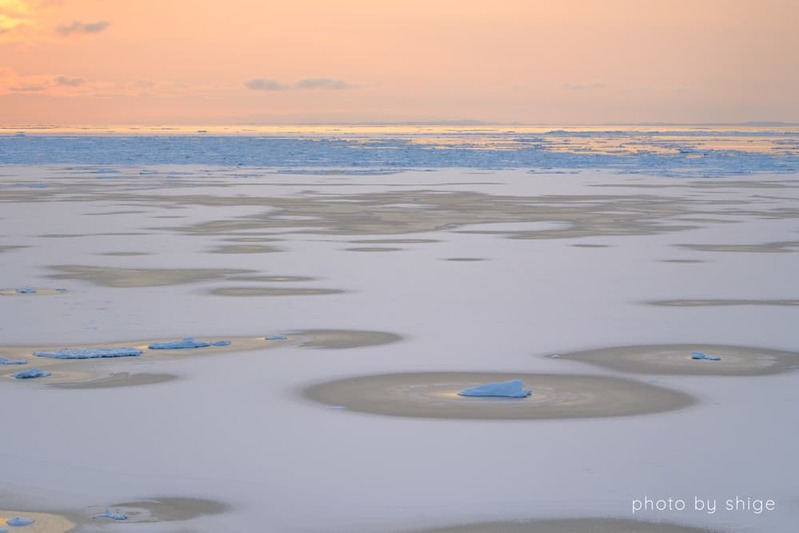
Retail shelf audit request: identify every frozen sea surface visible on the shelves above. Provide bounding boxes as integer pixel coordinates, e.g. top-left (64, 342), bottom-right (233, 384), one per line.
top-left (1, 159), bottom-right (798, 532)
top-left (1, 125), bottom-right (798, 177)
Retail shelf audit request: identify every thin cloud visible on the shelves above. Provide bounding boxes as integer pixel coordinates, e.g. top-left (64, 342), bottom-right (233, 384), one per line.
top-left (245, 79), bottom-right (288, 91)
top-left (56, 20), bottom-right (110, 36)
top-left (0, 68), bottom-right (183, 98)
top-left (245, 77), bottom-right (357, 91)
top-left (55, 75), bottom-right (84, 87)
top-left (295, 78), bottom-right (356, 90)
top-left (563, 82), bottom-right (606, 91)
top-left (10, 84), bottom-right (47, 92)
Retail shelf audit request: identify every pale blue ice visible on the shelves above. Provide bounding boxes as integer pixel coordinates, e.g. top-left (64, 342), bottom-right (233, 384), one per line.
top-left (458, 379), bottom-right (531, 398)
top-left (11, 368), bottom-right (50, 379)
top-left (33, 347), bottom-right (143, 359)
top-left (6, 517), bottom-right (35, 526)
top-left (0, 358), bottom-right (27, 365)
top-left (692, 351), bottom-right (721, 361)
top-left (148, 338), bottom-right (231, 349)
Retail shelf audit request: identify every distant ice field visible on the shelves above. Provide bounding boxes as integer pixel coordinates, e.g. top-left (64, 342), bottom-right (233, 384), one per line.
top-left (1, 125), bottom-right (798, 177)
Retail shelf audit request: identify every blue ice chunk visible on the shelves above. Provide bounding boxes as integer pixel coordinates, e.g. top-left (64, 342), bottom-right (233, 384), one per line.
top-left (692, 351), bottom-right (721, 361)
top-left (15, 288), bottom-right (36, 294)
top-left (458, 379), bottom-right (531, 398)
top-left (266, 335), bottom-right (287, 341)
top-left (0, 357), bottom-right (28, 365)
top-left (34, 347), bottom-right (142, 359)
top-left (11, 368), bottom-right (50, 379)
top-left (92, 509), bottom-right (128, 521)
top-left (148, 337), bottom-right (230, 350)
top-left (6, 516), bottom-right (35, 526)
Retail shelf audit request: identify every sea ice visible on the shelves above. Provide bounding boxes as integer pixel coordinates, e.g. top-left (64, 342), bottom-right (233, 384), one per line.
top-left (11, 368), bottom-right (50, 379)
top-left (15, 288), bottom-right (36, 294)
top-left (691, 351), bottom-right (721, 361)
top-left (458, 379), bottom-right (532, 398)
top-left (6, 517), bottom-right (35, 526)
top-left (148, 337), bottom-right (231, 349)
top-left (0, 357), bottom-right (27, 365)
top-left (92, 509), bottom-right (128, 521)
top-left (34, 347), bottom-right (143, 359)
top-left (1, 129), bottom-right (796, 177)
top-left (266, 335), bottom-right (288, 341)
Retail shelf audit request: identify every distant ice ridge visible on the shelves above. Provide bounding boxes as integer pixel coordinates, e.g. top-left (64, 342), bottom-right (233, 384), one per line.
top-left (0, 129), bottom-right (797, 177)
top-left (34, 347), bottom-right (143, 359)
top-left (148, 338), bottom-right (231, 349)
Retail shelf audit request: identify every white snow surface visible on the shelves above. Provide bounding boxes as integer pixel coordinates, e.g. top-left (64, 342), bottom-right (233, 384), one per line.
top-left (1, 165), bottom-right (798, 532)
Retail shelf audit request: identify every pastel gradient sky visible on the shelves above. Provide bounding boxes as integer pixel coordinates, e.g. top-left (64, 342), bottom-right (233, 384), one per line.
top-left (1, 0), bottom-right (797, 125)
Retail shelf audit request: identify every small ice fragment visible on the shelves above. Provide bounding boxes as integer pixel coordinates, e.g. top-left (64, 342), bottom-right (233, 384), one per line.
top-left (92, 509), bottom-right (128, 521)
top-left (458, 379), bottom-right (531, 398)
top-left (0, 357), bottom-right (28, 365)
top-left (6, 516), bottom-right (35, 526)
top-left (11, 368), bottom-right (50, 379)
top-left (266, 335), bottom-right (287, 341)
top-left (547, 354), bottom-right (561, 359)
top-left (691, 351), bottom-right (721, 361)
top-left (148, 337), bottom-right (229, 350)
top-left (34, 347), bottom-right (142, 359)
top-left (15, 288), bottom-right (36, 294)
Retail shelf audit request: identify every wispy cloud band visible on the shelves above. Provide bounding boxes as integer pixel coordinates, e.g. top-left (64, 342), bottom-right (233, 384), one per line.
top-left (55, 75), bottom-right (85, 87)
top-left (563, 82), bottom-right (606, 91)
top-left (245, 77), bottom-right (357, 91)
top-left (56, 20), bottom-right (109, 36)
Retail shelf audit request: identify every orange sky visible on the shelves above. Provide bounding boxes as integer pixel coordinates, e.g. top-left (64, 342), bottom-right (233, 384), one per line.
top-left (1, 0), bottom-right (797, 125)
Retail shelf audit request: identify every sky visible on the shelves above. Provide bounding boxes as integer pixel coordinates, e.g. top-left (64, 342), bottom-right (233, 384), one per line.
top-left (1, 0), bottom-right (798, 125)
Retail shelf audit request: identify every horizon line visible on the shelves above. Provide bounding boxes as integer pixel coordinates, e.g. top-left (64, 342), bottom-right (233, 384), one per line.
top-left (2, 120), bottom-right (799, 130)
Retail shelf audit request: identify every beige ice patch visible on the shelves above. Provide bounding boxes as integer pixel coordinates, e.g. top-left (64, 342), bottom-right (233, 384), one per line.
top-left (344, 246), bottom-right (404, 252)
top-left (646, 299), bottom-right (799, 307)
top-left (209, 286), bottom-right (344, 296)
top-left (302, 371), bottom-right (696, 420)
top-left (1, 330), bottom-right (401, 387)
top-left (0, 336), bottom-right (282, 387)
top-left (87, 497), bottom-right (228, 523)
top-left (411, 517), bottom-right (722, 533)
top-left (555, 344), bottom-right (799, 376)
top-left (0, 497), bottom-right (228, 531)
top-left (290, 329), bottom-right (403, 350)
top-left (226, 275), bottom-right (318, 282)
top-left (207, 244), bottom-right (283, 254)
top-left (48, 372), bottom-right (177, 389)
top-left (0, 288), bottom-right (67, 296)
top-left (677, 241), bottom-right (799, 253)
top-left (0, 510), bottom-right (76, 533)
top-left (47, 265), bottom-right (254, 287)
